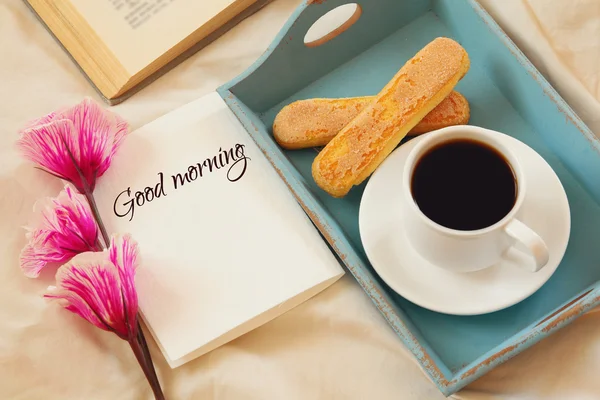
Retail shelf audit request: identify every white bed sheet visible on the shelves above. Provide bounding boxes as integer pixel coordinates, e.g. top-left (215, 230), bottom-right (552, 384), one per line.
top-left (0, 0), bottom-right (598, 399)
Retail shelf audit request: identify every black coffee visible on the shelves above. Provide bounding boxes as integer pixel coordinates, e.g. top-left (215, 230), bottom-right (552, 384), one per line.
top-left (410, 139), bottom-right (517, 231)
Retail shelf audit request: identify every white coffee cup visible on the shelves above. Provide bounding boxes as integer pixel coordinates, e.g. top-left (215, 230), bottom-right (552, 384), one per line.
top-left (402, 125), bottom-right (549, 273)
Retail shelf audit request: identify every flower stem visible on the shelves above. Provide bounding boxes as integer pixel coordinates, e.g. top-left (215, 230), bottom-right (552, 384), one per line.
top-left (136, 316), bottom-right (162, 391)
top-left (83, 189), bottom-right (110, 249)
top-left (81, 191), bottom-right (165, 399)
top-left (129, 338), bottom-right (166, 400)
top-left (58, 134), bottom-right (110, 248)
top-left (59, 137), bottom-right (164, 398)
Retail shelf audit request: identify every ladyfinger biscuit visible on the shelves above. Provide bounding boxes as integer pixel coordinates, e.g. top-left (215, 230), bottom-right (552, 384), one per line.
top-left (312, 37), bottom-right (470, 197)
top-left (272, 91), bottom-right (469, 149)
top-left (402, 91), bottom-right (470, 134)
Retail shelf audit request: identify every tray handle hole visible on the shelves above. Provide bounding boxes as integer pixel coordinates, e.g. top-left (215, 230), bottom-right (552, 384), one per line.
top-left (304, 3), bottom-right (362, 48)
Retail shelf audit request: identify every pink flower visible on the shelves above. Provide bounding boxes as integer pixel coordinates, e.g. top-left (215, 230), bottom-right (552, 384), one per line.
top-left (16, 97), bottom-right (129, 193)
top-left (20, 184), bottom-right (100, 278)
top-left (45, 234), bottom-right (140, 341)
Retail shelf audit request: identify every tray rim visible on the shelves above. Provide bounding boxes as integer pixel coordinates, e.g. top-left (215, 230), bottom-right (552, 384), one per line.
top-left (217, 0), bottom-right (600, 395)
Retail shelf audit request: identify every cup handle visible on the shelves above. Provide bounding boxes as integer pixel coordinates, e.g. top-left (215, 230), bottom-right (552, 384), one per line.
top-left (504, 219), bottom-right (550, 272)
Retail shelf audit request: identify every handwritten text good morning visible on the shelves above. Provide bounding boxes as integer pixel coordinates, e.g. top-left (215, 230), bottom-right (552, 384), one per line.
top-left (113, 143), bottom-right (251, 221)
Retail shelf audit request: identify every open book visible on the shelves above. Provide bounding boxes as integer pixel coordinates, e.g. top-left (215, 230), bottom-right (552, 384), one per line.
top-left (94, 92), bottom-right (345, 368)
top-left (24, 0), bottom-right (273, 104)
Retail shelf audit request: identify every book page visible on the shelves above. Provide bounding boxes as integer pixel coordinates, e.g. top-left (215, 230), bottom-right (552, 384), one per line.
top-left (69, 0), bottom-right (242, 74)
top-left (94, 92), bottom-right (344, 367)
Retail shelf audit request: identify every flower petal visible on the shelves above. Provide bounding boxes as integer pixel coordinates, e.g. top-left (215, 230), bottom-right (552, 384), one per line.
top-left (16, 98), bottom-right (129, 192)
top-left (16, 119), bottom-right (84, 190)
top-left (45, 284), bottom-right (107, 332)
top-left (55, 97), bottom-right (129, 190)
top-left (19, 184), bottom-right (99, 278)
top-left (54, 185), bottom-right (99, 249)
top-left (109, 234), bottom-right (139, 335)
top-left (19, 228), bottom-right (72, 278)
top-left (19, 241), bottom-right (52, 278)
top-left (45, 252), bottom-right (133, 340)
top-left (18, 111), bottom-right (57, 133)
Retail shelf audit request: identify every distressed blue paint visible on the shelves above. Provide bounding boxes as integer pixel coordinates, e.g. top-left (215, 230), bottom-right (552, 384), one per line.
top-left (217, 0), bottom-right (600, 396)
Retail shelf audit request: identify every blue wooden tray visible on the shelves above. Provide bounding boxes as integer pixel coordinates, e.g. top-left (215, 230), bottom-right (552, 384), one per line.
top-left (217, 0), bottom-right (600, 395)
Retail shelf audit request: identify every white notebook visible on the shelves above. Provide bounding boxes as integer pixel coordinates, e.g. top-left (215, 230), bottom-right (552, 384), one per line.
top-left (95, 92), bottom-right (344, 368)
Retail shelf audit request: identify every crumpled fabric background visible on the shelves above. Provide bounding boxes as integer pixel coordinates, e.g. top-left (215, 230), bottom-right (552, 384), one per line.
top-left (479, 0), bottom-right (600, 138)
top-left (0, 0), bottom-right (599, 399)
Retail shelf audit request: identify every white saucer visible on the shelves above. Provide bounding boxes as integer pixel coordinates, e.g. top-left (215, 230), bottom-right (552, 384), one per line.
top-left (359, 131), bottom-right (571, 315)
